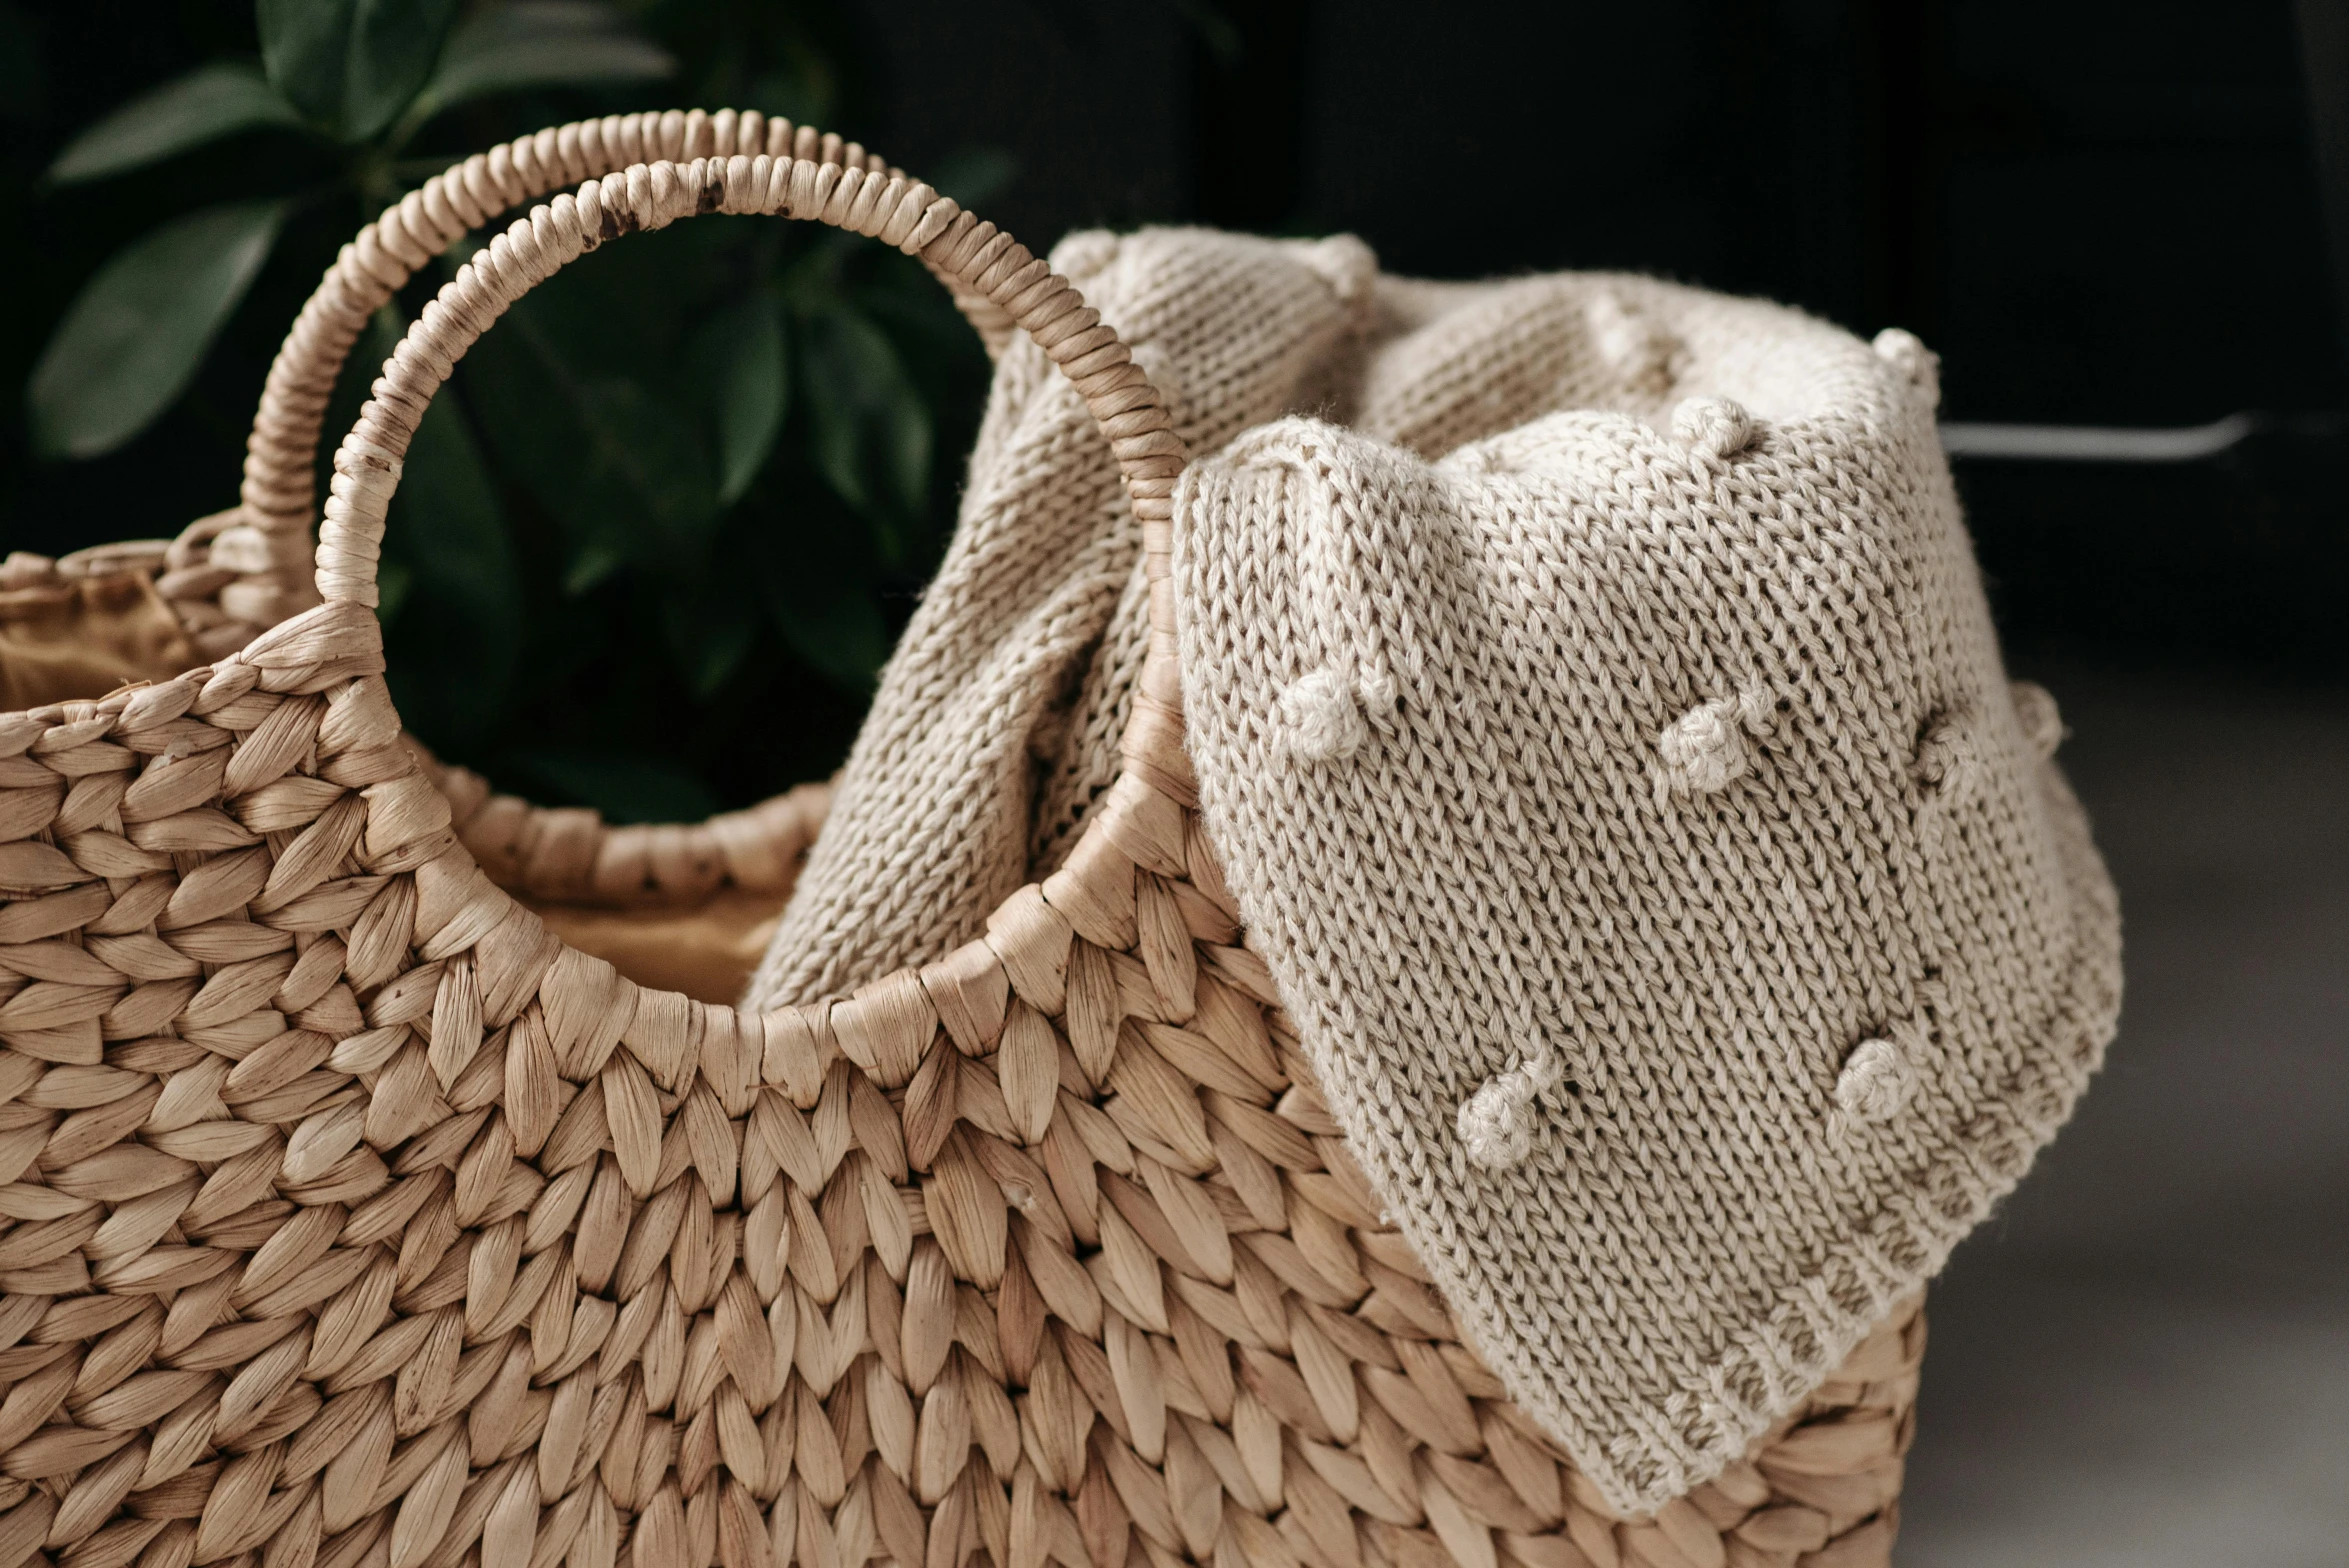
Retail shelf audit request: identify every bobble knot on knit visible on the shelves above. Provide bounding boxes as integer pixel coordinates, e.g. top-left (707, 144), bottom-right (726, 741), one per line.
top-left (1051, 230), bottom-right (1123, 284)
top-left (1180, 262), bottom-right (2122, 1513)
top-left (1655, 688), bottom-right (1776, 805)
top-left (1835, 1035), bottom-right (1919, 1123)
top-left (1458, 1046), bottom-right (1566, 1171)
top-left (1911, 712), bottom-right (1984, 801)
top-left (1279, 666), bottom-right (1370, 763)
top-left (2009, 679), bottom-right (2065, 761)
top-left (1458, 1079), bottom-right (1534, 1169)
top-left (1871, 327), bottom-right (1942, 411)
top-left (1672, 396), bottom-right (1758, 459)
top-left (1296, 234), bottom-right (1379, 303)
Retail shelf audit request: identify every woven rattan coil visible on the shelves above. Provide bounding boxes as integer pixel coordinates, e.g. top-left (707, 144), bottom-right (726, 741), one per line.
top-left (0, 108), bottom-right (1918, 1568)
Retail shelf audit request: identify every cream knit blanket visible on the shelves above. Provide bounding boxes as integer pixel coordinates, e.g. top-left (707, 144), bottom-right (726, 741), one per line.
top-left (744, 228), bottom-right (1374, 1004)
top-left (748, 232), bottom-right (2124, 1513)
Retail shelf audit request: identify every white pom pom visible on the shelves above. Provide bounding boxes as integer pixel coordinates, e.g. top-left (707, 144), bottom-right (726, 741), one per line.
top-left (1835, 1036), bottom-right (1917, 1123)
top-left (1458, 1074), bottom-right (1536, 1170)
top-left (1671, 396), bottom-right (1757, 459)
top-left (1279, 666), bottom-right (1367, 763)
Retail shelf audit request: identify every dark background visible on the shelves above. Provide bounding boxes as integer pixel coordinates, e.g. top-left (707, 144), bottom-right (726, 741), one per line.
top-left (7, 0), bottom-right (2349, 678)
top-left (843, 0), bottom-right (2349, 675)
top-left (4, 4), bottom-right (2346, 1562)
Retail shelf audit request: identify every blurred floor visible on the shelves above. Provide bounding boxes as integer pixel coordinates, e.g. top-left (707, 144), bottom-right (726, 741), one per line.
top-left (1897, 653), bottom-right (2349, 1566)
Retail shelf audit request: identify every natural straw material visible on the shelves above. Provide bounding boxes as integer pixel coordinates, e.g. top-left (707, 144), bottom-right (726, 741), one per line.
top-left (0, 548), bottom-right (197, 712)
top-left (159, 109), bottom-right (1005, 673)
top-left (0, 109), bottom-right (1924, 1568)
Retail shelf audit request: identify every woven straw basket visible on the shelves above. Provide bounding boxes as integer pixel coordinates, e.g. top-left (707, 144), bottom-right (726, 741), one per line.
top-left (0, 111), bottom-right (1922, 1568)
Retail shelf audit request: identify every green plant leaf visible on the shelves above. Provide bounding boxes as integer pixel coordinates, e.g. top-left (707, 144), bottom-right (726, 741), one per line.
top-left (796, 298), bottom-right (930, 538)
top-left (27, 199), bottom-right (288, 460)
top-left (376, 556), bottom-right (414, 619)
top-left (400, 401), bottom-right (517, 610)
top-left (768, 574), bottom-right (889, 690)
top-left (574, 380), bottom-right (719, 573)
top-left (463, 309), bottom-right (719, 589)
top-left (505, 747), bottom-right (718, 825)
top-left (257, 0), bottom-right (460, 140)
top-left (408, 0), bottom-right (672, 123)
top-left (929, 146), bottom-right (1019, 209)
top-left (659, 579), bottom-right (757, 698)
top-left (745, 67), bottom-right (833, 130)
top-left (691, 292), bottom-right (788, 506)
top-left (48, 61), bottom-right (304, 184)
top-left (382, 392), bottom-right (522, 740)
top-left (0, 3), bottom-right (39, 121)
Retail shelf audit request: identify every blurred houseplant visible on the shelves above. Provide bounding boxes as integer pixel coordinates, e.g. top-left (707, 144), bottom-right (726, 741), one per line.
top-left (13, 0), bottom-right (995, 823)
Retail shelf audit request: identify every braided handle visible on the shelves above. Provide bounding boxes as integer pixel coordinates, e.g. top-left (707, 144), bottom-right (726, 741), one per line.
top-left (213, 109), bottom-right (1011, 627)
top-left (319, 154), bottom-right (1185, 607)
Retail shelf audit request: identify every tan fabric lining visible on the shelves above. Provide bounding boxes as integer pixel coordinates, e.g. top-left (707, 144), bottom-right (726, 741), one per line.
top-left (531, 888), bottom-right (788, 1004)
top-left (0, 569), bottom-right (198, 711)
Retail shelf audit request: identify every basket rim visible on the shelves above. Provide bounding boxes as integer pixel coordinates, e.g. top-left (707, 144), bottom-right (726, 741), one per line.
top-left (0, 110), bottom-right (1200, 1096)
top-left (0, 115), bottom-right (1928, 1552)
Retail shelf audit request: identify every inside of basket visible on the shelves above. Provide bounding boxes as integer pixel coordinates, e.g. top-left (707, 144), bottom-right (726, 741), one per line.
top-left (0, 562), bottom-right (196, 709)
top-left (9, 560), bottom-right (812, 1006)
top-left (530, 888), bottom-right (788, 1004)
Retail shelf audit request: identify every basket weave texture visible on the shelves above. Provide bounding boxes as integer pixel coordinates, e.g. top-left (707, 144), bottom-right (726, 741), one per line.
top-left (0, 110), bottom-right (1918, 1568)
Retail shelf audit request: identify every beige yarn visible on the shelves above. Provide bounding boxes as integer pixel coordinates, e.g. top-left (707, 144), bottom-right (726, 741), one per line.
top-left (1173, 275), bottom-right (2122, 1510)
top-left (743, 228), bottom-right (1374, 1008)
top-left (743, 230), bottom-right (2121, 1510)
top-left (0, 117), bottom-right (1957, 1568)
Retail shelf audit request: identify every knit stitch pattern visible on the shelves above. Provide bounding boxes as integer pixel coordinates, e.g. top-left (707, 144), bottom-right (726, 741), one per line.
top-left (744, 232), bottom-right (2122, 1512)
top-left (1172, 275), bottom-right (2122, 1511)
top-left (743, 228), bottom-right (1372, 1007)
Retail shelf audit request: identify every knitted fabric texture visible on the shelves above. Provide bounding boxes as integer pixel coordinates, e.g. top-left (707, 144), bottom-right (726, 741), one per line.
top-left (744, 232), bottom-right (2123, 1511)
top-left (1172, 275), bottom-right (2122, 1511)
top-left (743, 228), bottom-right (1372, 1007)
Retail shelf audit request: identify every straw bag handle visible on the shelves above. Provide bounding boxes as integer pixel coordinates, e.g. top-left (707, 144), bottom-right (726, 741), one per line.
top-left (207, 110), bottom-right (1014, 628)
top-left (316, 152), bottom-right (1187, 613)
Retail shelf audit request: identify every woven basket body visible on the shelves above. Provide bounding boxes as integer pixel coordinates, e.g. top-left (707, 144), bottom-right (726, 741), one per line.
top-left (0, 110), bottom-right (1919, 1568)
